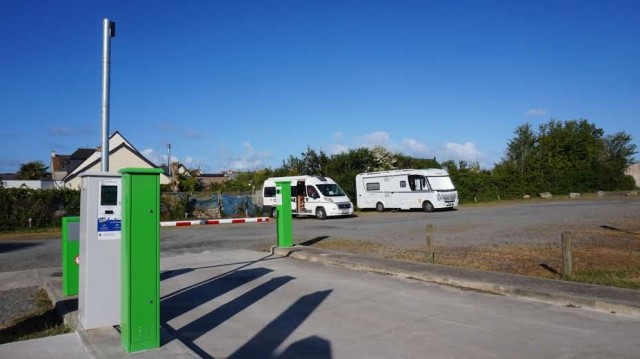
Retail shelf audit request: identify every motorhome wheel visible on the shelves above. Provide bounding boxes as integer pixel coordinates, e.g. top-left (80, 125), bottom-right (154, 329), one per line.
top-left (316, 207), bottom-right (327, 220)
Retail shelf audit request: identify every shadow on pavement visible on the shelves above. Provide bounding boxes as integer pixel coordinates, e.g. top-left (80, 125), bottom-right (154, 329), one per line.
top-left (162, 267), bottom-right (273, 322)
top-left (160, 268), bottom-right (194, 281)
top-left (228, 289), bottom-right (333, 359)
top-left (277, 335), bottom-right (332, 359)
top-left (0, 242), bottom-right (40, 254)
top-left (160, 252), bottom-right (334, 358)
top-left (179, 275), bottom-right (295, 341)
top-left (299, 236), bottom-right (330, 246)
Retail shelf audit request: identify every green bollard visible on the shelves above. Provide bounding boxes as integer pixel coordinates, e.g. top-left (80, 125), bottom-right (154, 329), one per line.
top-left (61, 216), bottom-right (80, 296)
top-left (275, 181), bottom-right (293, 248)
top-left (119, 168), bottom-right (163, 353)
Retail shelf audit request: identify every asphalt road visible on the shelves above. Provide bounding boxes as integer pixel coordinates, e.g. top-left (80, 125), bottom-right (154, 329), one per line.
top-left (1, 197), bottom-right (639, 272)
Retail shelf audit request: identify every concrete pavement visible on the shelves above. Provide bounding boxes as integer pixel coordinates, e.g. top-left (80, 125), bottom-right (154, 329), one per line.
top-left (1, 247), bottom-right (640, 358)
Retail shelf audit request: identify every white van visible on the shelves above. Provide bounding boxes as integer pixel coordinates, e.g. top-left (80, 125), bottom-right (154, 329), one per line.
top-left (262, 175), bottom-right (354, 219)
top-left (355, 169), bottom-right (458, 212)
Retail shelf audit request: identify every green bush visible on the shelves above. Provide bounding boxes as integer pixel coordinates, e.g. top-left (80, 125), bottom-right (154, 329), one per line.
top-left (0, 188), bottom-right (80, 231)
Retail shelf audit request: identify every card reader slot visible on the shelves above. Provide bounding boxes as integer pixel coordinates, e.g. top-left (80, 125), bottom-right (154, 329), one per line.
top-left (105, 210), bottom-right (114, 214)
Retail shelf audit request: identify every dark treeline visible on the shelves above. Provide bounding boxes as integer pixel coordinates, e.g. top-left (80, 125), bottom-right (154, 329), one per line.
top-left (214, 119), bottom-right (637, 204)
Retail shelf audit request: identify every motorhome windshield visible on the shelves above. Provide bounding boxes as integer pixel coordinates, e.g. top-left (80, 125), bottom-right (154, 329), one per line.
top-left (426, 176), bottom-right (455, 191)
top-left (317, 184), bottom-right (345, 197)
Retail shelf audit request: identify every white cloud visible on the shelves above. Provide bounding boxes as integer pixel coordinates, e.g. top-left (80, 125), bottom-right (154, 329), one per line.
top-left (143, 148), bottom-right (190, 167)
top-left (359, 131), bottom-right (393, 148)
top-left (526, 108), bottom-right (548, 117)
top-left (333, 132), bottom-right (344, 140)
top-left (443, 142), bottom-right (483, 162)
top-left (227, 142), bottom-right (271, 171)
top-left (402, 138), bottom-right (428, 155)
top-left (329, 143), bottom-right (349, 154)
top-left (141, 148), bottom-right (161, 165)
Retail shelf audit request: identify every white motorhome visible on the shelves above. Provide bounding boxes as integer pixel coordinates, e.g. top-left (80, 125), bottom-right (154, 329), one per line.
top-left (263, 175), bottom-right (354, 220)
top-left (355, 169), bottom-right (458, 212)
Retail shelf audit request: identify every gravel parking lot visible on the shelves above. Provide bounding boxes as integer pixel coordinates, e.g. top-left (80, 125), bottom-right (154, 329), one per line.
top-left (1, 197), bottom-right (639, 272)
top-left (289, 197), bottom-right (640, 249)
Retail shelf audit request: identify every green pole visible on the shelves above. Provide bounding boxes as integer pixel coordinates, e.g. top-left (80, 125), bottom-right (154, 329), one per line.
top-left (275, 181), bottom-right (293, 248)
top-left (61, 216), bottom-right (80, 296)
top-left (119, 168), bottom-right (163, 353)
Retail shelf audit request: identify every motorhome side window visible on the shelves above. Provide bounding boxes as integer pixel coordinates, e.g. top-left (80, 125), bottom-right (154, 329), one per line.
top-left (400, 181), bottom-right (406, 188)
top-left (264, 187), bottom-right (276, 197)
top-left (366, 182), bottom-right (380, 191)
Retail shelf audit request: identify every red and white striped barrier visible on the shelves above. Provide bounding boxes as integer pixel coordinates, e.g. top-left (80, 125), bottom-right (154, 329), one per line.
top-left (160, 217), bottom-right (271, 227)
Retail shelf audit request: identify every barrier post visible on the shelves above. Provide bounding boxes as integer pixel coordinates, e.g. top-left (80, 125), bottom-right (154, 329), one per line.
top-left (61, 216), bottom-right (80, 296)
top-left (275, 181), bottom-right (293, 248)
top-left (561, 231), bottom-right (573, 279)
top-left (119, 168), bottom-right (162, 353)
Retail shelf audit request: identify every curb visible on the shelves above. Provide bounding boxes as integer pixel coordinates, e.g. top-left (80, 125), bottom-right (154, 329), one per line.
top-left (274, 246), bottom-right (640, 318)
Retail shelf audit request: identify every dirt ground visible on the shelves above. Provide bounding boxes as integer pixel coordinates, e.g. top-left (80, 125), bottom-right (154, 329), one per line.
top-left (310, 216), bottom-right (640, 289)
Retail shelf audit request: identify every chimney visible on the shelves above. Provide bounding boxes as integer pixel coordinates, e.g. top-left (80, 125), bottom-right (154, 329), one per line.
top-left (50, 151), bottom-right (56, 180)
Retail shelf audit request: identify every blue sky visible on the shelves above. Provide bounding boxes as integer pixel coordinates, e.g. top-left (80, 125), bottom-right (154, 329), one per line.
top-left (1, 0), bottom-right (638, 173)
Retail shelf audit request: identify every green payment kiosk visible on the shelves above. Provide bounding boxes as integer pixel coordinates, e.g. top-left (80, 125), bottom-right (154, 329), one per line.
top-left (119, 168), bottom-right (163, 353)
top-left (61, 216), bottom-right (80, 296)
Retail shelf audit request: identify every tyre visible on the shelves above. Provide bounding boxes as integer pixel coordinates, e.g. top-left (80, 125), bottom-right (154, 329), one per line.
top-left (376, 202), bottom-right (385, 212)
top-left (271, 207), bottom-right (278, 218)
top-left (316, 207), bottom-right (327, 220)
top-left (422, 201), bottom-right (434, 212)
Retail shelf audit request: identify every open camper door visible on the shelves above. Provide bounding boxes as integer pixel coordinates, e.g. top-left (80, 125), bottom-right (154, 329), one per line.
top-left (296, 180), bottom-right (306, 214)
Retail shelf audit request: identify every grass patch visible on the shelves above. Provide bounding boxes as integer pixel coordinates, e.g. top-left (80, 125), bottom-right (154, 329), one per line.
top-left (300, 228), bottom-right (640, 290)
top-left (570, 270), bottom-right (640, 290)
top-left (0, 289), bottom-right (71, 344)
top-left (0, 228), bottom-right (61, 241)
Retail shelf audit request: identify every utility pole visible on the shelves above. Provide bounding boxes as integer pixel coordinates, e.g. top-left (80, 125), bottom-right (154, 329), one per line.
top-left (167, 144), bottom-right (172, 176)
top-left (101, 19), bottom-right (116, 172)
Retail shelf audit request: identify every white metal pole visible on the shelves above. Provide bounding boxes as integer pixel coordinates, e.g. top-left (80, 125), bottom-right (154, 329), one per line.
top-left (101, 19), bottom-right (115, 172)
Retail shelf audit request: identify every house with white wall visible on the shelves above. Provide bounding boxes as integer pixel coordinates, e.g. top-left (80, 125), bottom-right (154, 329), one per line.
top-left (53, 132), bottom-right (170, 189)
top-left (626, 163), bottom-right (640, 188)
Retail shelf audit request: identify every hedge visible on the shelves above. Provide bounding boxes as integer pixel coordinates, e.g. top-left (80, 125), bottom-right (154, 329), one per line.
top-left (0, 187), bottom-right (80, 231)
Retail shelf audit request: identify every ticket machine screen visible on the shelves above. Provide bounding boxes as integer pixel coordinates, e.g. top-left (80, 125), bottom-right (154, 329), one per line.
top-left (97, 180), bottom-right (121, 240)
top-left (101, 185), bottom-right (118, 206)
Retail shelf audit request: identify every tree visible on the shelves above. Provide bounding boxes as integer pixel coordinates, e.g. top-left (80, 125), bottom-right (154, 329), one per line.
top-left (494, 118), bottom-right (636, 196)
top-left (280, 147), bottom-right (330, 176)
top-left (597, 132), bottom-right (637, 189)
top-left (504, 123), bottom-right (537, 176)
top-left (17, 161), bottom-right (49, 180)
top-left (370, 146), bottom-right (397, 171)
top-left (442, 160), bottom-right (496, 203)
top-left (324, 147), bottom-right (376, 200)
top-left (395, 153), bottom-right (439, 169)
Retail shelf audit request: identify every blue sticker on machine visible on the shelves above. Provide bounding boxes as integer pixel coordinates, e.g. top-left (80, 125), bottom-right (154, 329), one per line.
top-left (97, 218), bottom-right (121, 232)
